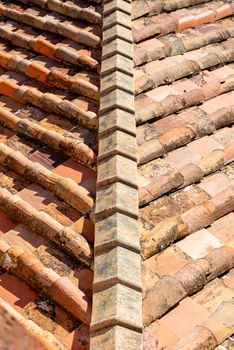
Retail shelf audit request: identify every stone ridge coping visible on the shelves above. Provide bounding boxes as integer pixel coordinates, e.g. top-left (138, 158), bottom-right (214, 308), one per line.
top-left (91, 0), bottom-right (143, 349)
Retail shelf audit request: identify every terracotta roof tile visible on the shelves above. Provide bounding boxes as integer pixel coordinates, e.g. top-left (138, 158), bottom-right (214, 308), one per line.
top-left (144, 245), bottom-right (192, 276)
top-left (0, 296), bottom-right (67, 349)
top-left (132, 1), bottom-right (233, 42)
top-left (169, 325), bottom-right (218, 350)
top-left (160, 297), bottom-right (210, 338)
top-left (0, 240), bottom-right (92, 323)
top-left (143, 319), bottom-right (179, 350)
top-left (0, 272), bottom-right (36, 312)
top-left (134, 1), bottom-right (234, 346)
top-left (143, 246), bottom-right (234, 323)
top-left (0, 0), bottom-right (233, 348)
top-left (0, 0), bottom-right (101, 345)
top-left (192, 278), bottom-right (234, 314)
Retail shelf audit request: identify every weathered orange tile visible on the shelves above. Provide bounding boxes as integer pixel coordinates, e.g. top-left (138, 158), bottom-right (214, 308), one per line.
top-left (144, 59), bottom-right (168, 75)
top-left (0, 302), bottom-right (50, 350)
top-left (26, 62), bottom-right (49, 83)
top-left (224, 142), bottom-right (234, 164)
top-left (178, 15), bottom-right (196, 31)
top-left (210, 66), bottom-right (234, 81)
top-left (198, 173), bottom-right (232, 197)
top-left (187, 136), bottom-right (223, 158)
top-left (53, 159), bottom-right (96, 184)
top-left (165, 147), bottom-right (200, 169)
top-left (194, 10), bottom-right (214, 26)
top-left (0, 273), bottom-right (36, 313)
top-left (201, 92), bottom-right (234, 114)
top-left (22, 300), bottom-right (79, 343)
top-left (138, 38), bottom-right (165, 50)
top-left (222, 269), bottom-right (234, 289)
top-left (71, 267), bottom-right (93, 298)
top-left (32, 39), bottom-right (57, 59)
top-left (29, 148), bottom-right (67, 170)
top-left (208, 213), bottom-right (234, 244)
top-left (214, 4), bottom-right (233, 21)
top-left (143, 320), bottom-right (179, 350)
top-left (0, 80), bottom-right (18, 99)
top-left (142, 265), bottom-right (159, 299)
top-left (146, 85), bottom-right (179, 102)
top-left (172, 79), bottom-right (199, 94)
top-left (160, 297), bottom-right (210, 338)
top-left (71, 217), bottom-right (94, 242)
top-left (175, 228), bottom-right (223, 259)
top-left (192, 278), bottom-right (234, 314)
top-left (144, 245), bottom-right (191, 276)
top-left (154, 115), bottom-right (186, 134)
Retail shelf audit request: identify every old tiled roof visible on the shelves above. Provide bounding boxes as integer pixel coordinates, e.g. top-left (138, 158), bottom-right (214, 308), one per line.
top-left (0, 0), bottom-right (234, 349)
top-left (0, 0), bottom-right (100, 348)
top-left (134, 0), bottom-right (234, 349)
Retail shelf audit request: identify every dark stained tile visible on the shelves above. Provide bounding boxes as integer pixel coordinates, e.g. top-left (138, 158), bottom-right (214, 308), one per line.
top-left (29, 148), bottom-right (68, 170)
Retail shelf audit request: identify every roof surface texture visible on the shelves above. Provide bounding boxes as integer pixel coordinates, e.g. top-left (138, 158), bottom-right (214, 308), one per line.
top-left (0, 0), bottom-right (233, 349)
top-left (0, 0), bottom-right (101, 348)
top-left (133, 0), bottom-right (234, 349)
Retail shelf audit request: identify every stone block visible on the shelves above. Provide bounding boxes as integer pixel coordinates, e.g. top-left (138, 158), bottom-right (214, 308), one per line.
top-left (95, 213), bottom-right (140, 253)
top-left (103, 10), bottom-right (131, 30)
top-left (101, 54), bottom-right (133, 76)
top-left (97, 155), bottom-right (137, 188)
top-left (99, 109), bottom-right (136, 136)
top-left (100, 88), bottom-right (134, 114)
top-left (93, 246), bottom-right (141, 291)
top-left (91, 284), bottom-right (142, 332)
top-left (102, 38), bottom-right (133, 60)
top-left (103, 25), bottom-right (132, 44)
top-left (95, 182), bottom-right (138, 219)
top-left (90, 326), bottom-right (142, 350)
top-left (98, 130), bottom-right (136, 161)
top-left (101, 70), bottom-right (133, 95)
top-left (104, 0), bottom-right (131, 16)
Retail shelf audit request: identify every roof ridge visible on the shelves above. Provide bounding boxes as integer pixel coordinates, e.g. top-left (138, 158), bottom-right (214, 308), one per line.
top-left (90, 0), bottom-right (143, 349)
